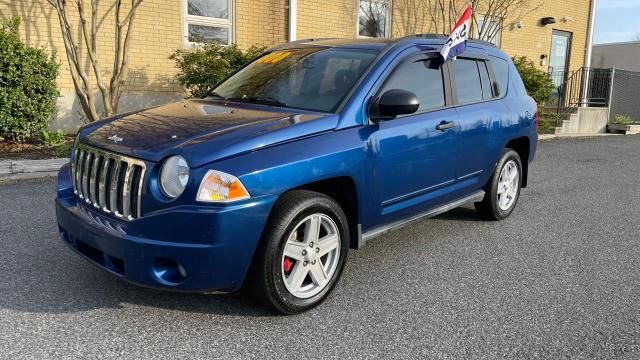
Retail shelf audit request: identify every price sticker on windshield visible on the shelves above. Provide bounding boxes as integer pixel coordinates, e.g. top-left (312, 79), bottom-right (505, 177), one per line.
top-left (256, 51), bottom-right (292, 64)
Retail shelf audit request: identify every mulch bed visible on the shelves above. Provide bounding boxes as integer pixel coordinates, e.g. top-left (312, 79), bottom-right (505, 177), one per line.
top-left (0, 138), bottom-right (73, 160)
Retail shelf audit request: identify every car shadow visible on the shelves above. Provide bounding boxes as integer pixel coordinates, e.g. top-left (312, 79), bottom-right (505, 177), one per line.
top-left (0, 239), bottom-right (279, 317)
top-left (433, 206), bottom-right (484, 222)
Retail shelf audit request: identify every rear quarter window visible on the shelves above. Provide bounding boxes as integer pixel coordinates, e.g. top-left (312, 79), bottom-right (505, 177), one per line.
top-left (452, 59), bottom-right (484, 104)
top-left (489, 55), bottom-right (509, 96)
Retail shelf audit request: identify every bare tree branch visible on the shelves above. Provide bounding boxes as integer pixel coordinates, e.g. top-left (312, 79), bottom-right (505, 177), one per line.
top-left (47, 0), bottom-right (144, 121)
top-left (394, 0), bottom-right (544, 46)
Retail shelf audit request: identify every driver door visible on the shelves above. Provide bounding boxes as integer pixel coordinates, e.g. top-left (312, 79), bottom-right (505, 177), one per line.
top-left (368, 53), bottom-right (459, 226)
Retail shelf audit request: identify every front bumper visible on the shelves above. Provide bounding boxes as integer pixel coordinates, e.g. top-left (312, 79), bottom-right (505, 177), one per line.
top-left (55, 164), bottom-right (277, 293)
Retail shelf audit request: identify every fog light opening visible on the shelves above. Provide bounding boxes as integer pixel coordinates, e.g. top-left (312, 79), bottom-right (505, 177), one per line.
top-left (152, 258), bottom-right (186, 285)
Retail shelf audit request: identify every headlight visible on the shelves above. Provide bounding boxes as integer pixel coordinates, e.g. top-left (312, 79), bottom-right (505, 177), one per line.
top-left (159, 155), bottom-right (189, 198)
top-left (196, 170), bottom-right (250, 203)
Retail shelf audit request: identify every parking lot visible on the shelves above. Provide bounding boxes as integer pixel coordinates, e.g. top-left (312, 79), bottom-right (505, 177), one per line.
top-left (1, 136), bottom-right (639, 359)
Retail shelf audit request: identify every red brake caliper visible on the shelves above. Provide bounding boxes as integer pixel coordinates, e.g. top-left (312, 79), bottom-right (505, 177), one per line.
top-left (283, 257), bottom-right (294, 274)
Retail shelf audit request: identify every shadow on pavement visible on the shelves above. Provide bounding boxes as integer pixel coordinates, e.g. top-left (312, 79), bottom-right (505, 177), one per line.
top-left (0, 226), bottom-right (276, 317)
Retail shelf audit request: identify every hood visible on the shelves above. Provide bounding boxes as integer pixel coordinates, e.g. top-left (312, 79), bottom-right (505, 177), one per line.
top-left (82, 99), bottom-right (338, 167)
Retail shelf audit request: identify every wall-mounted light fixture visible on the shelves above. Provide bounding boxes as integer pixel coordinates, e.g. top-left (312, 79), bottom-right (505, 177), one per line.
top-left (562, 16), bottom-right (574, 23)
top-left (540, 17), bottom-right (556, 26)
top-left (511, 20), bottom-right (524, 30)
top-left (540, 54), bottom-right (548, 67)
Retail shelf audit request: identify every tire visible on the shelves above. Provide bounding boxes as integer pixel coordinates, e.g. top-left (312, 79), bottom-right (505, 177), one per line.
top-left (475, 149), bottom-right (523, 221)
top-left (248, 190), bottom-right (350, 314)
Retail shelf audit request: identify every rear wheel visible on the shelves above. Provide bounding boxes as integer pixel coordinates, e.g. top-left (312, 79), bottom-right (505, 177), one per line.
top-left (475, 149), bottom-right (523, 220)
top-left (249, 190), bottom-right (349, 314)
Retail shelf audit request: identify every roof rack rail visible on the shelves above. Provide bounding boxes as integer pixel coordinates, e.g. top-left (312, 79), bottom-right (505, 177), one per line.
top-left (269, 38), bottom-right (342, 51)
top-left (393, 33), bottom-right (497, 48)
top-left (407, 34), bottom-right (447, 39)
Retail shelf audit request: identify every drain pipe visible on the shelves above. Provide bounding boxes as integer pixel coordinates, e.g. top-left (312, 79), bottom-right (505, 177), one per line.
top-left (288, 0), bottom-right (297, 42)
top-left (582, 0), bottom-right (598, 107)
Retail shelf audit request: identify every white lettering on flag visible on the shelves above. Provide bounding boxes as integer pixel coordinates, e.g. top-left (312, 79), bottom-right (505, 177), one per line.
top-left (440, 6), bottom-right (472, 61)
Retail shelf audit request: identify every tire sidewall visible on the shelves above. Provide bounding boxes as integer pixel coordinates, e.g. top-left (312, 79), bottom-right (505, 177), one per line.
top-left (490, 150), bottom-right (523, 219)
top-left (264, 195), bottom-right (349, 313)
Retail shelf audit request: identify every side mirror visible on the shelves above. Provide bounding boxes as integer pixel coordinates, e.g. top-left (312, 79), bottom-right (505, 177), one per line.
top-left (372, 89), bottom-right (420, 121)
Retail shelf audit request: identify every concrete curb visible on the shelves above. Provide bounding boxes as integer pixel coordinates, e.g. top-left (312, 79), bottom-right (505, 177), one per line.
top-left (538, 133), bottom-right (621, 141)
top-left (0, 158), bottom-right (67, 182)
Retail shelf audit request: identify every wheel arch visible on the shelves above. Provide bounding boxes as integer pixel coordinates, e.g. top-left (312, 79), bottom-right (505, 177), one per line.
top-left (289, 176), bottom-right (360, 249)
top-left (504, 136), bottom-right (531, 188)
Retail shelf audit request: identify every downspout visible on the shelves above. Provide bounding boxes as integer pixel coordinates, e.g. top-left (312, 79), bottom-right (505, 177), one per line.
top-left (582, 0), bottom-right (597, 107)
top-left (288, 0), bottom-right (297, 42)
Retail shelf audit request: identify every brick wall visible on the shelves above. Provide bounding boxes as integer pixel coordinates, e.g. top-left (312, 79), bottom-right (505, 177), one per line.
top-left (235, 0), bottom-right (287, 48)
top-left (1, 0), bottom-right (592, 131)
top-left (297, 0), bottom-right (357, 39)
top-left (0, 0), bottom-right (185, 93)
top-left (500, 1), bottom-right (591, 73)
top-left (389, 0), bottom-right (591, 72)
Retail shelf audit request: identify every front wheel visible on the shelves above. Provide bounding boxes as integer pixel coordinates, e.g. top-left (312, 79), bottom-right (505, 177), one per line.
top-left (475, 149), bottom-right (523, 220)
top-left (248, 190), bottom-right (349, 314)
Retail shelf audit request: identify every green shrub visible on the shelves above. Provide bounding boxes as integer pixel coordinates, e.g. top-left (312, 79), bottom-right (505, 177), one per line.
top-left (612, 114), bottom-right (635, 125)
top-left (512, 56), bottom-right (555, 106)
top-left (538, 120), bottom-right (554, 134)
top-left (170, 42), bottom-right (266, 98)
top-left (0, 17), bottom-right (59, 142)
top-left (41, 129), bottom-right (65, 147)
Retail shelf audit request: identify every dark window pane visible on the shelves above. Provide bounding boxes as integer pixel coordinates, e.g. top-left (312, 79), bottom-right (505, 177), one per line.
top-left (479, 61), bottom-right (493, 99)
top-left (188, 24), bottom-right (229, 44)
top-left (358, 0), bottom-right (389, 37)
top-left (188, 0), bottom-right (228, 19)
top-left (380, 58), bottom-right (445, 112)
top-left (490, 55), bottom-right (509, 96)
top-left (453, 59), bottom-right (483, 104)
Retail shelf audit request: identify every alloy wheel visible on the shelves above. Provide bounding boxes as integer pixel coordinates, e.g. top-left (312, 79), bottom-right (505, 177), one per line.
top-left (281, 213), bottom-right (341, 299)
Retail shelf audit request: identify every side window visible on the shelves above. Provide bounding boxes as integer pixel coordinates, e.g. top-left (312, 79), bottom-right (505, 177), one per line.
top-left (479, 61), bottom-right (493, 99)
top-left (452, 59), bottom-right (483, 104)
top-left (489, 55), bottom-right (509, 96)
top-left (379, 58), bottom-right (445, 113)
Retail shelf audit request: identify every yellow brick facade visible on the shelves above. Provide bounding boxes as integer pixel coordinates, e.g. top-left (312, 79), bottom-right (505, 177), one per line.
top-left (1, 0), bottom-right (592, 130)
top-left (499, 2), bottom-right (591, 74)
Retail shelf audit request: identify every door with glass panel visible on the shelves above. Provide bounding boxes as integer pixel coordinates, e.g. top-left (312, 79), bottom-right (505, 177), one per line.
top-left (549, 30), bottom-right (573, 105)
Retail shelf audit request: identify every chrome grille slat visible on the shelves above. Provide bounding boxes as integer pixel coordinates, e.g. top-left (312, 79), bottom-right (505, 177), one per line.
top-left (98, 158), bottom-right (110, 212)
top-left (135, 168), bottom-right (146, 219)
top-left (89, 155), bottom-right (100, 207)
top-left (121, 165), bottom-right (134, 219)
top-left (82, 152), bottom-right (92, 203)
top-left (110, 160), bottom-right (122, 217)
top-left (76, 150), bottom-right (85, 198)
top-left (71, 149), bottom-right (78, 193)
top-left (71, 144), bottom-right (146, 221)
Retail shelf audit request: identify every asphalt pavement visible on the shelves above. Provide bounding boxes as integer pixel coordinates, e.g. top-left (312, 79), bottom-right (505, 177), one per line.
top-left (1, 136), bottom-right (639, 359)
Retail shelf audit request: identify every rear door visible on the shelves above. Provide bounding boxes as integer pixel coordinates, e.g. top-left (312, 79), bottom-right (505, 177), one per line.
top-left (368, 52), bottom-right (460, 225)
top-left (450, 56), bottom-right (498, 187)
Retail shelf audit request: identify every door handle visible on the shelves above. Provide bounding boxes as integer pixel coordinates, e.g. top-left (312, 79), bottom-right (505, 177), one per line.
top-left (436, 121), bottom-right (455, 131)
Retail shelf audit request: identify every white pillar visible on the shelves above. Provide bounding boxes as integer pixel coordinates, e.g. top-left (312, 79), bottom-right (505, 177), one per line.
top-left (289, 0), bottom-right (297, 42)
top-left (582, 0), bottom-right (598, 107)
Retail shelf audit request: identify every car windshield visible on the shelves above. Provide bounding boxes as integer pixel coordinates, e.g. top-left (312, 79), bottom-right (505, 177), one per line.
top-left (210, 47), bottom-right (378, 112)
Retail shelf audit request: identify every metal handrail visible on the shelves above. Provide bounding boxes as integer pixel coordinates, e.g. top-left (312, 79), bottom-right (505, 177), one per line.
top-left (550, 67), bottom-right (612, 126)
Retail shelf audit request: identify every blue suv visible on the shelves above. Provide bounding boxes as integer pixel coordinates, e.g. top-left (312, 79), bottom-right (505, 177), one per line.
top-left (55, 36), bottom-right (537, 314)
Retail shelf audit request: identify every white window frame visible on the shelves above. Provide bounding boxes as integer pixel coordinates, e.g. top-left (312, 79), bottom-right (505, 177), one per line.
top-left (475, 15), bottom-right (502, 48)
top-left (357, 0), bottom-right (392, 38)
top-left (183, 0), bottom-right (234, 47)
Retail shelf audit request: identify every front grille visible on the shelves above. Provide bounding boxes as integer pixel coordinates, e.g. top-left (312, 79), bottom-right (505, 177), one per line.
top-left (72, 144), bottom-right (146, 220)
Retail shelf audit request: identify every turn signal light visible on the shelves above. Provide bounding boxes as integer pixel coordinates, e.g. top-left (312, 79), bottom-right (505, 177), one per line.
top-left (196, 170), bottom-right (250, 203)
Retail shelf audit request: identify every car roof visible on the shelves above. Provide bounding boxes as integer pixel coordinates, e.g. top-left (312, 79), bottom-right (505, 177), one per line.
top-left (275, 35), bottom-right (497, 51)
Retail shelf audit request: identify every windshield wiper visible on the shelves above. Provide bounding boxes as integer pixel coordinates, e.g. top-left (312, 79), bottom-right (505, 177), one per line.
top-left (206, 92), bottom-right (228, 100)
top-left (227, 96), bottom-right (288, 108)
